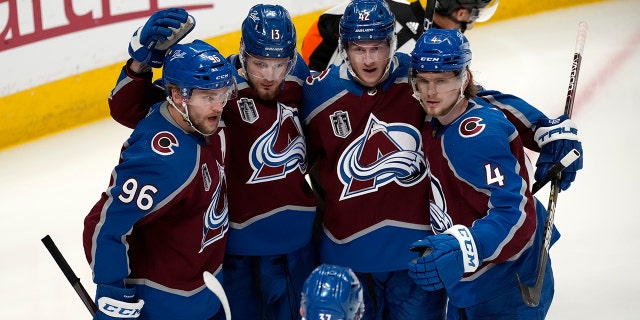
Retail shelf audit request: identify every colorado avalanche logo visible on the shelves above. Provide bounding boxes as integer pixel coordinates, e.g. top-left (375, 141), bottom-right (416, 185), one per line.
top-left (459, 117), bottom-right (485, 138)
top-left (427, 160), bottom-right (454, 234)
top-left (337, 114), bottom-right (426, 200)
top-left (151, 131), bottom-right (179, 155)
top-left (200, 162), bottom-right (229, 253)
top-left (247, 103), bottom-right (307, 183)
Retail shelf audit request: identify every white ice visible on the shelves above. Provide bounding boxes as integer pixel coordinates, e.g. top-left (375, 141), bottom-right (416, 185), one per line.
top-left (1, 1), bottom-right (638, 318)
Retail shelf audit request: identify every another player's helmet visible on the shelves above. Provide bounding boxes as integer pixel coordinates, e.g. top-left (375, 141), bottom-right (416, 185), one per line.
top-left (239, 4), bottom-right (297, 81)
top-left (163, 39), bottom-right (237, 100)
top-left (300, 264), bottom-right (364, 320)
top-left (339, 0), bottom-right (397, 51)
top-left (410, 28), bottom-right (471, 73)
top-left (240, 4), bottom-right (297, 59)
top-left (409, 28), bottom-right (472, 101)
top-left (436, 0), bottom-right (499, 24)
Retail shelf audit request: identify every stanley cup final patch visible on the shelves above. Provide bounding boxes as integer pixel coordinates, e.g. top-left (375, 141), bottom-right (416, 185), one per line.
top-left (330, 110), bottom-right (351, 138)
top-left (237, 97), bottom-right (259, 123)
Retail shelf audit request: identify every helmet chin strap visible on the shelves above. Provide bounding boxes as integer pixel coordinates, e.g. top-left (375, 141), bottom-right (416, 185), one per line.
top-left (166, 96), bottom-right (213, 137)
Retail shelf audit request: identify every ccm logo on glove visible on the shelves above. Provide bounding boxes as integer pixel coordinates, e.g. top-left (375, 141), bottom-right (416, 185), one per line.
top-left (444, 225), bottom-right (479, 273)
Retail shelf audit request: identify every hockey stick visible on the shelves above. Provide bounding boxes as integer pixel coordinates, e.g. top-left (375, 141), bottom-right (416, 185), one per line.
top-left (203, 271), bottom-right (231, 320)
top-left (517, 21), bottom-right (588, 307)
top-left (531, 148), bottom-right (581, 194)
top-left (41, 235), bottom-right (97, 316)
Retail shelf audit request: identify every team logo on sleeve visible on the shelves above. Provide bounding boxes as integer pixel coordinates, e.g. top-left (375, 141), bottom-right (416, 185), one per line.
top-left (428, 165), bottom-right (453, 234)
top-left (459, 117), bottom-right (485, 138)
top-left (247, 103), bottom-right (307, 183)
top-left (237, 97), bottom-right (259, 123)
top-left (200, 162), bottom-right (229, 253)
top-left (330, 110), bottom-right (352, 138)
top-left (151, 131), bottom-right (179, 155)
top-left (337, 114), bottom-right (426, 200)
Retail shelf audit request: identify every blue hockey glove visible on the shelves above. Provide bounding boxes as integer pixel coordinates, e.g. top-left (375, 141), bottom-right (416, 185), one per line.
top-left (408, 225), bottom-right (480, 291)
top-left (128, 8), bottom-right (195, 68)
top-left (95, 284), bottom-right (144, 319)
top-left (534, 115), bottom-right (583, 191)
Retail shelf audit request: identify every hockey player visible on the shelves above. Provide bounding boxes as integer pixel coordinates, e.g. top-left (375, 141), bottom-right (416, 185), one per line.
top-left (300, 264), bottom-right (365, 320)
top-left (107, 6), bottom-right (317, 320)
top-left (302, 0), bottom-right (583, 192)
top-left (83, 40), bottom-right (235, 319)
top-left (302, 0), bottom-right (447, 318)
top-left (407, 28), bottom-right (564, 319)
top-left (301, 0), bottom-right (498, 72)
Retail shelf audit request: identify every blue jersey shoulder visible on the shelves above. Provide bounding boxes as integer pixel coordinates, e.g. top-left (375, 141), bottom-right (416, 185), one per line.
top-left (118, 103), bottom-right (203, 209)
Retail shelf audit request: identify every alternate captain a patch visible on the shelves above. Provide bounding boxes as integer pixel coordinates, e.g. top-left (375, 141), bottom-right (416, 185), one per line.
top-left (459, 117), bottom-right (485, 138)
top-left (151, 131), bottom-right (179, 155)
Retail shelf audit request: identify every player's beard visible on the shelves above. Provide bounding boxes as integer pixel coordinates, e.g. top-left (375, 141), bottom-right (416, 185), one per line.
top-left (253, 81), bottom-right (282, 101)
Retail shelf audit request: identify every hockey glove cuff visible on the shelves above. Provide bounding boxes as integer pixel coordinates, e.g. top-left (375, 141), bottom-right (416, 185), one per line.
top-left (95, 284), bottom-right (144, 319)
top-left (408, 225), bottom-right (480, 291)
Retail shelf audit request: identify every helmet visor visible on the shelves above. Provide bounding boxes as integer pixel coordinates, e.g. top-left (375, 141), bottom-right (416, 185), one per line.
top-left (189, 85), bottom-right (237, 105)
top-left (411, 71), bottom-right (463, 94)
top-left (243, 52), bottom-right (295, 81)
top-left (345, 41), bottom-right (392, 64)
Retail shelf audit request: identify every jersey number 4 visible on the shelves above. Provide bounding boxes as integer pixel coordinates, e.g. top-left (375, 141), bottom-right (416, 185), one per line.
top-left (484, 163), bottom-right (505, 187)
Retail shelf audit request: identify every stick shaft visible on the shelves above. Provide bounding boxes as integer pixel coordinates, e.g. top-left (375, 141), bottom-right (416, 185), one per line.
top-left (41, 235), bottom-right (97, 316)
top-left (518, 21), bottom-right (588, 307)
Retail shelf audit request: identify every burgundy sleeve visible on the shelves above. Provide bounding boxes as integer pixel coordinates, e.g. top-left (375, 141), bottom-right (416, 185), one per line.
top-left (108, 59), bottom-right (166, 129)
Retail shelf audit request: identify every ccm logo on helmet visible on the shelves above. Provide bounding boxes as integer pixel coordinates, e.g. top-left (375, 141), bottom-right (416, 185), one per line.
top-left (152, 131), bottom-right (179, 155)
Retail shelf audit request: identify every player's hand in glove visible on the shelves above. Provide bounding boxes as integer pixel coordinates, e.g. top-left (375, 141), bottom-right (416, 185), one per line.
top-left (94, 284), bottom-right (144, 319)
top-left (408, 225), bottom-right (481, 291)
top-left (128, 8), bottom-right (195, 68)
top-left (534, 115), bottom-right (583, 191)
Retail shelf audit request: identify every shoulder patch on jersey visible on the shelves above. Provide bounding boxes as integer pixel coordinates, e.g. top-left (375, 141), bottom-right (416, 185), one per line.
top-left (458, 117), bottom-right (485, 138)
top-left (151, 131), bottom-right (179, 155)
top-left (330, 110), bottom-right (352, 138)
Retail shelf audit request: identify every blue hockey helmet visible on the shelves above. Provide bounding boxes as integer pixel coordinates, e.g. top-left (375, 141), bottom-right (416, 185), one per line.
top-left (410, 28), bottom-right (472, 72)
top-left (163, 40), bottom-right (236, 100)
top-left (240, 4), bottom-right (297, 59)
top-left (300, 264), bottom-right (364, 320)
top-left (339, 0), bottom-right (396, 46)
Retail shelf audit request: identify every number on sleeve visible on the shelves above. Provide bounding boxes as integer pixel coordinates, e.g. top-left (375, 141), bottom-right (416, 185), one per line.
top-left (118, 178), bottom-right (158, 211)
top-left (484, 163), bottom-right (505, 187)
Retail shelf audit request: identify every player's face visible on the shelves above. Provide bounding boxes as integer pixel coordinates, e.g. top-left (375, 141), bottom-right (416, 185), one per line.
top-left (184, 88), bottom-right (230, 134)
top-left (346, 40), bottom-right (391, 87)
top-left (244, 53), bottom-right (294, 101)
top-left (413, 71), bottom-right (466, 124)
